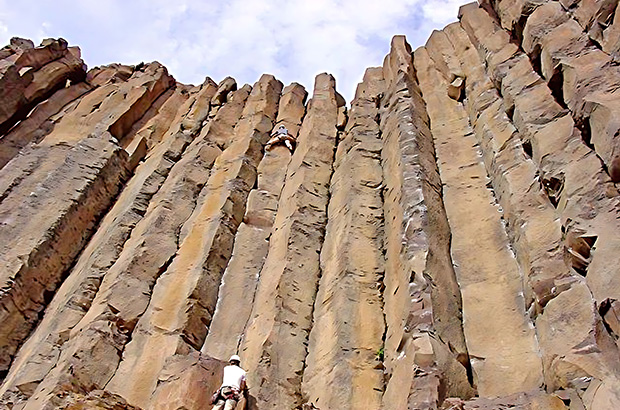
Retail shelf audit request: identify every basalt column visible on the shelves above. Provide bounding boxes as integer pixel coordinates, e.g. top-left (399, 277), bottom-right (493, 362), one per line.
top-left (0, 83), bottom-right (190, 406)
top-left (0, 81), bottom-right (92, 169)
top-left (414, 37), bottom-right (544, 397)
top-left (202, 82), bottom-right (307, 361)
top-left (0, 62), bottom-right (172, 377)
top-left (380, 36), bottom-right (473, 409)
top-left (301, 68), bottom-right (385, 410)
top-left (0, 78), bottom-right (218, 407)
top-left (106, 74), bottom-right (282, 408)
top-left (239, 73), bottom-right (342, 410)
top-left (18, 80), bottom-right (249, 410)
top-left (0, 38), bottom-right (86, 136)
top-left (459, 3), bottom-right (620, 407)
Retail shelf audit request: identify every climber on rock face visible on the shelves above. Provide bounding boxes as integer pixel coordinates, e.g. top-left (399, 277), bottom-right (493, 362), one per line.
top-left (211, 355), bottom-right (247, 410)
top-left (265, 124), bottom-right (296, 153)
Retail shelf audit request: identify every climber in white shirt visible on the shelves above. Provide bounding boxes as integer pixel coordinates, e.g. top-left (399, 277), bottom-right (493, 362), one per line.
top-left (265, 124), bottom-right (296, 153)
top-left (211, 355), bottom-right (247, 410)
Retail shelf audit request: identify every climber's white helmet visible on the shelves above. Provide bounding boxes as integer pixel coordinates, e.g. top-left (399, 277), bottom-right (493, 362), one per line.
top-left (229, 355), bottom-right (241, 363)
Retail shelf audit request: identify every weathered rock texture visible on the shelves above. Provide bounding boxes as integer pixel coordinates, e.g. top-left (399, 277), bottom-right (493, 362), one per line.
top-left (1, 2), bottom-right (620, 408)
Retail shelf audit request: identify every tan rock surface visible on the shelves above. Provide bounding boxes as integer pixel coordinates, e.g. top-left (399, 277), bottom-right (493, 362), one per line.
top-left (0, 134), bottom-right (133, 377)
top-left (415, 41), bottom-right (543, 397)
top-left (1, 7), bottom-right (620, 409)
top-left (301, 67), bottom-right (384, 410)
top-left (58, 390), bottom-right (141, 410)
top-left (380, 36), bottom-right (473, 409)
top-left (460, 1), bottom-right (620, 302)
top-left (518, 2), bottom-right (620, 180)
top-left (150, 353), bottom-right (227, 410)
top-left (0, 65), bottom-right (176, 376)
top-left (442, 389), bottom-right (568, 409)
top-left (443, 19), bottom-right (571, 318)
top-left (0, 38), bottom-right (86, 133)
top-left (202, 82), bottom-right (307, 361)
top-left (40, 62), bottom-right (173, 146)
top-left (459, 4), bottom-right (620, 406)
top-left (105, 74), bottom-right (281, 408)
top-left (0, 80), bottom-right (217, 407)
top-left (239, 73), bottom-right (340, 409)
top-left (0, 82), bottom-right (92, 169)
top-left (602, 1), bottom-right (620, 58)
top-left (13, 78), bottom-right (242, 410)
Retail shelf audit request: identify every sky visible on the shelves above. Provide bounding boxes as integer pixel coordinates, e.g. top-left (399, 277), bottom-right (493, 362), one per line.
top-left (0, 0), bottom-right (465, 102)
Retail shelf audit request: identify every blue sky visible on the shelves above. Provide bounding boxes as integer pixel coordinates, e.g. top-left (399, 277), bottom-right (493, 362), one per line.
top-left (0, 0), bottom-right (465, 101)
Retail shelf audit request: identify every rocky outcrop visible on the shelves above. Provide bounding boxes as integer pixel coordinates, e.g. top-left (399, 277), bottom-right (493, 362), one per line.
top-left (416, 38), bottom-right (543, 397)
top-left (0, 82), bottom-right (92, 169)
top-left (301, 67), bottom-right (384, 410)
top-left (105, 74), bottom-right (281, 409)
top-left (238, 73), bottom-right (341, 409)
top-left (202, 82), bottom-right (307, 361)
top-left (380, 36), bottom-right (474, 410)
top-left (0, 38), bottom-right (86, 135)
top-left (151, 353), bottom-right (227, 410)
top-left (1, 2), bottom-right (620, 408)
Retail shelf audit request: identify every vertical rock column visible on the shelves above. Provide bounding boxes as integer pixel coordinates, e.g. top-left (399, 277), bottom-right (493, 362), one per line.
top-left (414, 42), bottom-right (544, 397)
top-left (0, 63), bottom-right (173, 378)
top-left (19, 82), bottom-right (249, 410)
top-left (440, 20), bottom-right (573, 320)
top-left (0, 63), bottom-right (172, 212)
top-left (0, 38), bottom-right (86, 135)
top-left (300, 68), bottom-right (385, 410)
top-left (202, 82), bottom-right (307, 360)
top-left (0, 80), bottom-right (207, 406)
top-left (459, 4), bottom-right (620, 407)
top-left (380, 36), bottom-right (473, 409)
top-left (515, 3), bottom-right (620, 307)
top-left (239, 73), bottom-right (341, 409)
top-left (128, 84), bottom-right (194, 149)
top-left (0, 81), bottom-right (92, 170)
top-left (105, 74), bottom-right (282, 409)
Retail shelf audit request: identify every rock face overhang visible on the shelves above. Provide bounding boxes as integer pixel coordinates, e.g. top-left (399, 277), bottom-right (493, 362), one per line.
top-left (1, 0), bottom-right (620, 409)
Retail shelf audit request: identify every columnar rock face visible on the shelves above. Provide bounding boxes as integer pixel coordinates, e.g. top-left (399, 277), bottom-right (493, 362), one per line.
top-left (379, 36), bottom-right (474, 410)
top-left (105, 74), bottom-right (282, 409)
top-left (238, 73), bottom-right (341, 409)
top-left (202, 82), bottom-right (307, 361)
top-left (1, 1), bottom-right (620, 409)
top-left (416, 31), bottom-right (544, 398)
top-left (301, 68), bottom-right (384, 410)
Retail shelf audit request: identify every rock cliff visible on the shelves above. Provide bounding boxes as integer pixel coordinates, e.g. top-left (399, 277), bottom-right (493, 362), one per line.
top-left (1, 1), bottom-right (620, 409)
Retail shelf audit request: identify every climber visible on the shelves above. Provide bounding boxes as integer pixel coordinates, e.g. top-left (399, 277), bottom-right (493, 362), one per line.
top-left (265, 124), bottom-right (296, 153)
top-left (211, 355), bottom-right (247, 410)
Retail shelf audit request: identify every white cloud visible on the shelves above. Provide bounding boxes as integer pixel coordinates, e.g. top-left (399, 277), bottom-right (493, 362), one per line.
top-left (0, 0), bottom-right (464, 101)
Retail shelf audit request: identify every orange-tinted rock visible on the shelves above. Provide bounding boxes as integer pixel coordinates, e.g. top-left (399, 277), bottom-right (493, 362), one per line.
top-left (40, 62), bottom-right (172, 146)
top-left (380, 36), bottom-right (474, 409)
top-left (105, 75), bottom-right (281, 408)
top-left (58, 390), bottom-right (142, 410)
top-left (301, 67), bottom-right (385, 410)
top-left (0, 134), bottom-right (133, 377)
top-left (442, 389), bottom-right (568, 409)
top-left (1, 9), bottom-right (620, 409)
top-left (0, 38), bottom-right (86, 134)
top-left (0, 82), bottom-right (92, 169)
top-left (151, 353), bottom-right (227, 410)
top-left (0, 86), bottom-right (205, 406)
top-left (86, 64), bottom-right (134, 87)
top-left (201, 82), bottom-right (307, 361)
top-left (415, 39), bottom-right (543, 398)
top-left (239, 73), bottom-right (340, 410)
